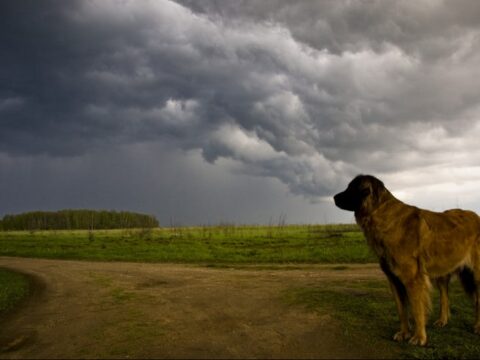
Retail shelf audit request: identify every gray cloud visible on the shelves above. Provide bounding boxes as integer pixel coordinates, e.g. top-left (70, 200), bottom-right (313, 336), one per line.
top-left (1, 0), bottom-right (480, 213)
top-left (178, 1), bottom-right (480, 58)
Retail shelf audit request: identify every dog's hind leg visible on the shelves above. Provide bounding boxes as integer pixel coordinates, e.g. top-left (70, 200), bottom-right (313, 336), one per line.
top-left (433, 275), bottom-right (451, 327)
top-left (473, 288), bottom-right (480, 334)
top-left (466, 269), bottom-right (480, 334)
top-left (460, 266), bottom-right (480, 333)
top-left (380, 259), bottom-right (410, 341)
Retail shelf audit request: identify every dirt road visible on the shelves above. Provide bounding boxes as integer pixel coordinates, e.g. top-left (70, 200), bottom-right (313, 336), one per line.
top-left (0, 257), bottom-right (387, 359)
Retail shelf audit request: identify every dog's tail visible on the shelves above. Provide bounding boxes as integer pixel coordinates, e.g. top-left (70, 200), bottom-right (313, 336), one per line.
top-left (458, 267), bottom-right (477, 298)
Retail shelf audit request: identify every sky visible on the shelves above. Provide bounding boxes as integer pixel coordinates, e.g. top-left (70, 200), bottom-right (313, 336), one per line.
top-left (1, 0), bottom-right (480, 225)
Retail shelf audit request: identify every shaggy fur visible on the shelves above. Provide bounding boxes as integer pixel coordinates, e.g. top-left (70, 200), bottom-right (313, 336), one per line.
top-left (334, 175), bottom-right (480, 346)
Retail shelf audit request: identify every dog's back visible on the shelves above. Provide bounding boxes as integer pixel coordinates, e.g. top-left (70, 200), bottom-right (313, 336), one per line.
top-left (418, 208), bottom-right (480, 277)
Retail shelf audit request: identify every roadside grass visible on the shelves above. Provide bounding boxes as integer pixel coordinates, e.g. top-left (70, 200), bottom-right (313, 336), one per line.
top-left (0, 224), bottom-right (375, 264)
top-left (284, 277), bottom-right (480, 359)
top-left (0, 268), bottom-right (30, 316)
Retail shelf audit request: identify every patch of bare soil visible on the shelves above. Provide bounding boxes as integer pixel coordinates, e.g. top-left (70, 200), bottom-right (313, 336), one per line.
top-left (0, 257), bottom-right (389, 359)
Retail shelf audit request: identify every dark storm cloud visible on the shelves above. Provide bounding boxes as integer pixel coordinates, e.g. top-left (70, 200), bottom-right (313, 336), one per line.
top-left (1, 0), bottom-right (480, 200)
top-left (178, 0), bottom-right (480, 58)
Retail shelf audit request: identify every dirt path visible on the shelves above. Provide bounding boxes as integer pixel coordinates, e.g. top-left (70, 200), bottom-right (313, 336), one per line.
top-left (0, 257), bottom-right (387, 359)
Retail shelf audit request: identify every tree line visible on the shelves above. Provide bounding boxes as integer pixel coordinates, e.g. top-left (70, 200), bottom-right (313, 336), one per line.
top-left (0, 209), bottom-right (159, 231)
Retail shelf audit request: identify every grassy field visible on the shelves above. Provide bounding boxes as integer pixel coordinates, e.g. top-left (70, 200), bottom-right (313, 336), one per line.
top-left (284, 276), bottom-right (480, 359)
top-left (2, 224), bottom-right (480, 358)
top-left (0, 224), bottom-right (375, 264)
top-left (0, 268), bottom-right (30, 316)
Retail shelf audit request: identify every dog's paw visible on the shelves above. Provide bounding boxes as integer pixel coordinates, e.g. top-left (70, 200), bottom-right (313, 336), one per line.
top-left (433, 318), bottom-right (448, 328)
top-left (408, 334), bottom-right (427, 346)
top-left (393, 330), bottom-right (411, 342)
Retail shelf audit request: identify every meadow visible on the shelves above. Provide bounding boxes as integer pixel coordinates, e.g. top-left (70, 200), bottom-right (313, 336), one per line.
top-left (2, 224), bottom-right (479, 358)
top-left (0, 224), bottom-right (374, 264)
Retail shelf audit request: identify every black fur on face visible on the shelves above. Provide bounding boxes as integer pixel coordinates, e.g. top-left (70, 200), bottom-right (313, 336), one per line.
top-left (333, 175), bottom-right (385, 212)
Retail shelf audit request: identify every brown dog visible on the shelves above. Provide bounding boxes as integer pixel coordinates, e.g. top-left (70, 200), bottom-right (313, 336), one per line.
top-left (334, 175), bottom-right (480, 346)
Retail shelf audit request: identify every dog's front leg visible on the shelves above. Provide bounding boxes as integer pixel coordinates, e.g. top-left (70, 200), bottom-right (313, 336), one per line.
top-left (405, 275), bottom-right (431, 346)
top-left (388, 278), bottom-right (411, 341)
top-left (379, 259), bottom-right (410, 341)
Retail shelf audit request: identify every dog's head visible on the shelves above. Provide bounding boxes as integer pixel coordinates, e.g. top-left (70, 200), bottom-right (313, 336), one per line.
top-left (333, 175), bottom-right (386, 212)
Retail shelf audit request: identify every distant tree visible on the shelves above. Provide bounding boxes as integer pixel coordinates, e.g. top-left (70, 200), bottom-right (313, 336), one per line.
top-left (0, 209), bottom-right (159, 231)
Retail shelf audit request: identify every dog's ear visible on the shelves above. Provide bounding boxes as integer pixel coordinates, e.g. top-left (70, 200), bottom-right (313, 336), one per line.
top-left (371, 178), bottom-right (385, 203)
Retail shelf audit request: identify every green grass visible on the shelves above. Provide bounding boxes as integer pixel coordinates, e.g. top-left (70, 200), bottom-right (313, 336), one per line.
top-left (3, 225), bottom-right (478, 357)
top-left (284, 278), bottom-right (480, 359)
top-left (0, 268), bottom-right (30, 315)
top-left (0, 224), bottom-right (374, 264)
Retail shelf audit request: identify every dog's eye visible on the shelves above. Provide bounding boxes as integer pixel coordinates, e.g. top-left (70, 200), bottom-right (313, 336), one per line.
top-left (361, 188), bottom-right (371, 197)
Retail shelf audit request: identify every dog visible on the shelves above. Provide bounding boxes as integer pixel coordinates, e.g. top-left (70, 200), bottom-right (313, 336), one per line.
top-left (334, 174), bottom-right (480, 346)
